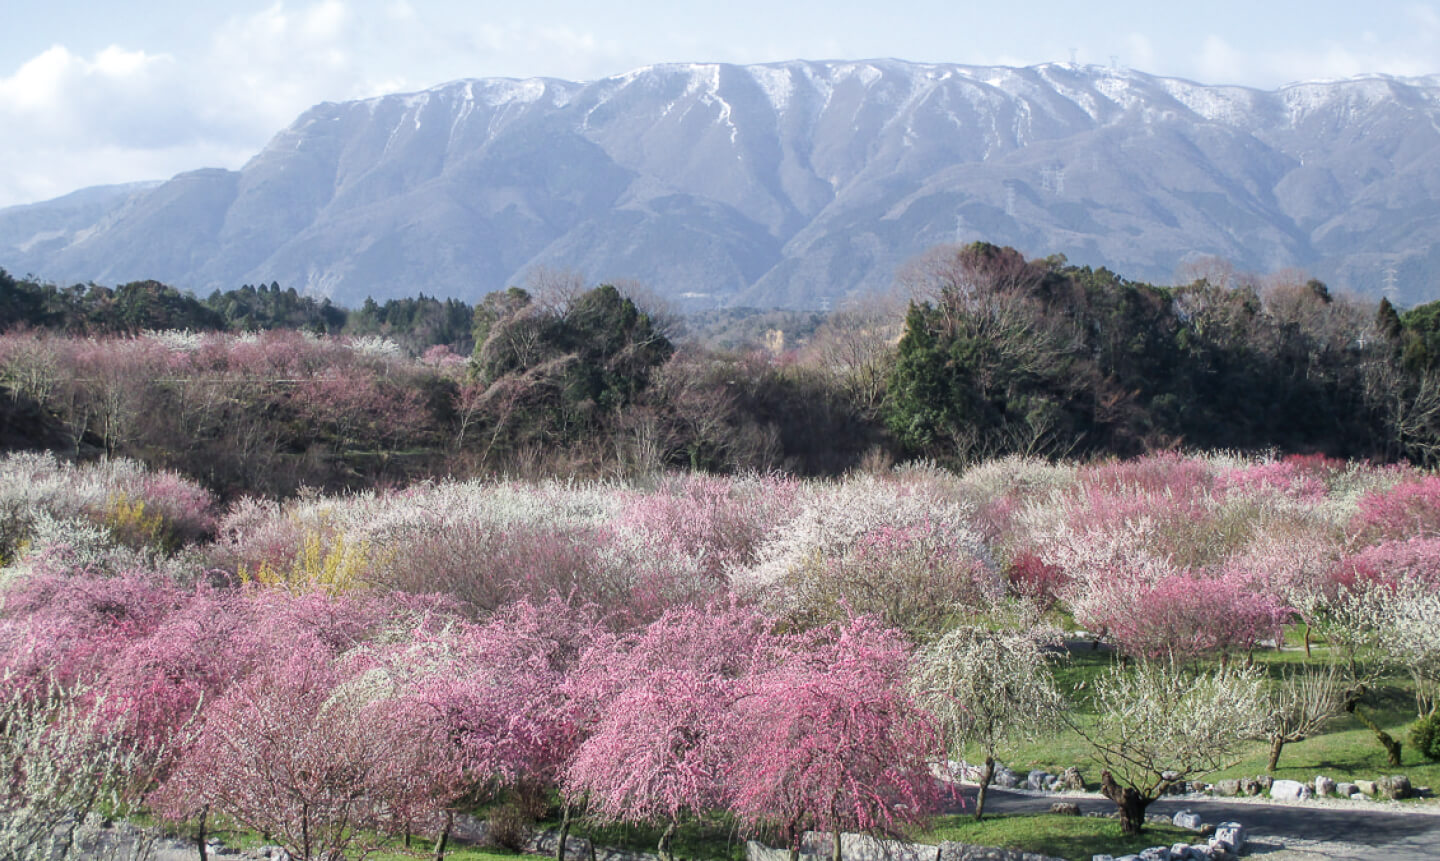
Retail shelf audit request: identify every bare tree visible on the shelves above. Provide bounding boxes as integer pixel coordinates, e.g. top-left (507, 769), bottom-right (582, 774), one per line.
top-left (802, 291), bottom-right (906, 419)
top-left (1261, 664), bottom-right (1344, 772)
top-left (520, 265), bottom-right (588, 317)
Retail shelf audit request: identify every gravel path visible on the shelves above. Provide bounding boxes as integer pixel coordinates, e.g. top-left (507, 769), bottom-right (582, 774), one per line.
top-left (941, 785), bottom-right (1440, 861)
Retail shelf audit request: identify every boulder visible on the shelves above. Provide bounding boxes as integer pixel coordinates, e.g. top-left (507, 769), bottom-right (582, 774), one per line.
top-left (1173, 810), bottom-right (1203, 830)
top-left (836, 832), bottom-right (938, 861)
top-left (995, 768), bottom-right (1021, 789)
top-left (1211, 821), bottom-right (1246, 854)
top-left (1137, 848), bottom-right (1170, 861)
top-left (1269, 779), bottom-right (1310, 801)
top-left (1050, 802), bottom-right (1081, 816)
top-left (452, 813), bottom-right (490, 843)
top-left (1027, 769), bottom-right (1052, 791)
top-left (1377, 775), bottom-right (1413, 800)
top-left (1238, 778), bottom-right (1260, 796)
top-left (1211, 779), bottom-right (1240, 797)
top-left (1314, 775), bottom-right (1336, 797)
top-left (1062, 766), bottom-right (1087, 791)
top-left (1355, 779), bottom-right (1378, 796)
top-left (1335, 782), bottom-right (1358, 797)
top-left (1256, 775), bottom-right (1273, 792)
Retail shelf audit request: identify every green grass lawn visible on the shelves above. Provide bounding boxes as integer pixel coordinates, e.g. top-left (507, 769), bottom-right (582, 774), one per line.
top-left (968, 638), bottom-right (1440, 793)
top-left (910, 813), bottom-right (1198, 861)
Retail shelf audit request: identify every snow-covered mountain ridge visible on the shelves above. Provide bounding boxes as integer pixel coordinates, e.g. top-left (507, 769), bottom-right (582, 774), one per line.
top-left (4, 59), bottom-right (1440, 308)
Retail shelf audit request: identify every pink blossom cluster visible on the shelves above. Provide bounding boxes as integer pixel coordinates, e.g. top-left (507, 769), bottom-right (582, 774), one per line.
top-left (993, 452), bottom-right (1417, 658)
top-left (0, 563), bottom-right (938, 859)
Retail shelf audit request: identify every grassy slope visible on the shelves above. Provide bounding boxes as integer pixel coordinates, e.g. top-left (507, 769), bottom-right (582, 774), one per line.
top-left (912, 814), bottom-right (1197, 861)
top-left (978, 641), bottom-right (1440, 790)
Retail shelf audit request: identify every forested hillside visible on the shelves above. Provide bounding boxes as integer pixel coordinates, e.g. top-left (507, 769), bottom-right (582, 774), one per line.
top-left (7, 243), bottom-right (1440, 497)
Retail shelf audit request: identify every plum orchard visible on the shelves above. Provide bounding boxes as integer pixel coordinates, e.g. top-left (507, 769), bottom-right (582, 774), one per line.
top-left (1, 451), bottom-right (1439, 857)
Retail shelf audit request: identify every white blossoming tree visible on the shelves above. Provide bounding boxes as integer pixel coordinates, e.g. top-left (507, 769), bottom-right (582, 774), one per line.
top-left (1077, 660), bottom-right (1268, 835)
top-left (910, 613), bottom-right (1063, 819)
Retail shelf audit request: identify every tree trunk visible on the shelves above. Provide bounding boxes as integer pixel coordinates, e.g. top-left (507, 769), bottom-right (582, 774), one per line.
top-left (657, 820), bottom-right (676, 861)
top-left (974, 756), bottom-right (995, 821)
top-left (831, 830), bottom-right (843, 861)
top-left (433, 810), bottom-right (453, 861)
top-left (1267, 736), bottom-right (1286, 773)
top-left (1348, 701), bottom-right (1403, 766)
top-left (556, 800), bottom-right (573, 861)
top-left (1099, 770), bottom-right (1149, 836)
top-left (1303, 624), bottom-right (1312, 658)
top-left (197, 805), bottom-right (209, 861)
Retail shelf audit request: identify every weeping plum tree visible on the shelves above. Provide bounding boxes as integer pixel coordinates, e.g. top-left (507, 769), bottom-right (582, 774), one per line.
top-left (395, 598), bottom-right (602, 860)
top-left (727, 616), bottom-right (938, 861)
top-left (910, 615), bottom-right (1062, 819)
top-left (563, 604), bottom-right (773, 861)
top-left (151, 649), bottom-right (402, 861)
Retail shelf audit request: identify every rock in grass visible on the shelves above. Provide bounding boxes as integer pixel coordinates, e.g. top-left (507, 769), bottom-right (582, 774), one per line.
top-left (1270, 779), bottom-right (1310, 801)
top-left (1377, 775), bottom-right (1413, 799)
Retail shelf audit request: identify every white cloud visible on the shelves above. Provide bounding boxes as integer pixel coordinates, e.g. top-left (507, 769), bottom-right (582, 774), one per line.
top-left (0, 1), bottom-right (657, 208)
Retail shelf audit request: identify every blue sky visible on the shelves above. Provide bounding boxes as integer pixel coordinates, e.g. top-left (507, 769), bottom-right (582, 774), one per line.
top-left (4, 0), bottom-right (1440, 207)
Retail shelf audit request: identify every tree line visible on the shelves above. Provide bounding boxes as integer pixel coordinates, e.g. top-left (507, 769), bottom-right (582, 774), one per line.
top-left (0, 270), bottom-right (472, 354)
top-left (8, 244), bottom-right (1440, 498)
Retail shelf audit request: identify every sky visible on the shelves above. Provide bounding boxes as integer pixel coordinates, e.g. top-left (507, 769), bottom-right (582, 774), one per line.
top-left (4, 0), bottom-right (1440, 208)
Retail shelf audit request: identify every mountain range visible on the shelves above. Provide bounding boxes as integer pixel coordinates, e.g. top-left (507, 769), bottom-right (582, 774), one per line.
top-left (4, 59), bottom-right (1440, 309)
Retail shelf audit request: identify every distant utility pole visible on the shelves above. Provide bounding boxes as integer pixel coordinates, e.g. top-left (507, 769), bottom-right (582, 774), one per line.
top-left (1383, 262), bottom-right (1400, 302)
top-left (1041, 164), bottom-right (1066, 195)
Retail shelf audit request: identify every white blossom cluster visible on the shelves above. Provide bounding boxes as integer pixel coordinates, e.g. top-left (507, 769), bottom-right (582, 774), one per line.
top-left (1085, 660), bottom-right (1269, 793)
top-left (737, 473), bottom-right (989, 598)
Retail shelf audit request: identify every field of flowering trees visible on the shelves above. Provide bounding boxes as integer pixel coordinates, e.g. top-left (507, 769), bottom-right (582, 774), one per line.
top-left (1, 451), bottom-right (1439, 859)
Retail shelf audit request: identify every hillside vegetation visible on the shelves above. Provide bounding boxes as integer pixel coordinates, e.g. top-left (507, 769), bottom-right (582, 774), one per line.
top-left (8, 244), bottom-right (1440, 498)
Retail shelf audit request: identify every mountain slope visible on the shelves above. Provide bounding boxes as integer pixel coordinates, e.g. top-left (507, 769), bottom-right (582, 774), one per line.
top-left (4, 60), bottom-right (1440, 308)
